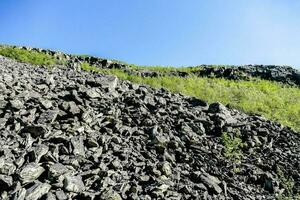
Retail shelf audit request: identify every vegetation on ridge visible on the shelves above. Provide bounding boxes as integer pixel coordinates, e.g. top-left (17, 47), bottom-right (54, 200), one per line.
top-left (0, 46), bottom-right (299, 132)
top-left (81, 63), bottom-right (300, 132)
top-left (0, 46), bottom-right (63, 66)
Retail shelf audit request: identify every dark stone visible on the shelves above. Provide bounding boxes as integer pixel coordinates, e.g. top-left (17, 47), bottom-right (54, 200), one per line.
top-left (0, 175), bottom-right (13, 190)
top-left (21, 125), bottom-right (48, 138)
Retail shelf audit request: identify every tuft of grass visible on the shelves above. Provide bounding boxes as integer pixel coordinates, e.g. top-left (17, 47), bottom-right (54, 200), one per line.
top-left (221, 132), bottom-right (244, 160)
top-left (0, 46), bottom-right (63, 66)
top-left (221, 131), bottom-right (245, 173)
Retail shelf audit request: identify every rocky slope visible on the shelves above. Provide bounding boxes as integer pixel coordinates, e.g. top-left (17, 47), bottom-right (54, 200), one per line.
top-left (0, 56), bottom-right (299, 200)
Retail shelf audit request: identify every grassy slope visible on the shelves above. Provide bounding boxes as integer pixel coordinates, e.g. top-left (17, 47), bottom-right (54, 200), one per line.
top-left (0, 47), bottom-right (299, 132)
top-left (82, 63), bottom-right (300, 132)
top-left (0, 46), bottom-right (63, 66)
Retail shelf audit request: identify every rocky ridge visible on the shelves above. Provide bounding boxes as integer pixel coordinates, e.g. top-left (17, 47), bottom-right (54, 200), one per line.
top-left (7, 45), bottom-right (300, 87)
top-left (0, 55), bottom-right (299, 199)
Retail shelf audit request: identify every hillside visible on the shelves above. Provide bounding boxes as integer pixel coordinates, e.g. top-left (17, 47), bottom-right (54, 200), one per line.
top-left (1, 45), bottom-right (299, 132)
top-left (0, 45), bottom-right (299, 199)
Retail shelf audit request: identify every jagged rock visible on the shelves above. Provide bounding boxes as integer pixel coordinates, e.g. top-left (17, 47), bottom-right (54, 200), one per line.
top-left (86, 88), bottom-right (101, 98)
top-left (100, 190), bottom-right (122, 200)
top-left (40, 99), bottom-right (53, 109)
top-left (63, 175), bottom-right (85, 193)
top-left (10, 99), bottom-right (24, 110)
top-left (46, 192), bottom-right (56, 200)
top-left (25, 182), bottom-right (51, 200)
top-left (0, 158), bottom-right (16, 175)
top-left (19, 163), bottom-right (45, 183)
top-left (37, 110), bottom-right (58, 124)
top-left (55, 190), bottom-right (68, 200)
top-left (101, 75), bottom-right (118, 89)
top-left (48, 163), bottom-right (69, 180)
top-left (71, 136), bottom-right (85, 157)
top-left (199, 172), bottom-right (223, 194)
top-left (13, 188), bottom-right (27, 200)
top-left (159, 162), bottom-right (172, 176)
top-left (0, 175), bottom-right (13, 190)
top-left (68, 101), bottom-right (80, 115)
top-left (29, 144), bottom-right (49, 163)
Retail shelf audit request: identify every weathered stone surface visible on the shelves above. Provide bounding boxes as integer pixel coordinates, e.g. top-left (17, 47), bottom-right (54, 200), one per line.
top-left (37, 110), bottom-right (58, 124)
top-left (63, 175), bottom-right (85, 193)
top-left (25, 182), bottom-right (51, 200)
top-left (0, 55), bottom-right (299, 199)
top-left (0, 175), bottom-right (13, 190)
top-left (86, 88), bottom-right (101, 98)
top-left (200, 172), bottom-right (223, 194)
top-left (0, 158), bottom-right (16, 175)
top-left (19, 163), bottom-right (45, 183)
top-left (48, 163), bottom-right (69, 180)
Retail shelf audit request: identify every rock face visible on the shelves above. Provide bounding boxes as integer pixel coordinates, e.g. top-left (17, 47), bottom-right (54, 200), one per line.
top-left (0, 55), bottom-right (299, 199)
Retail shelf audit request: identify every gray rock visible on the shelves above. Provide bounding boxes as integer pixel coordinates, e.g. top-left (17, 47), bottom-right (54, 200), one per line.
top-left (25, 182), bottom-right (51, 200)
top-left (30, 144), bottom-right (49, 163)
top-left (10, 99), bottom-right (24, 110)
top-left (0, 158), bottom-right (16, 175)
top-left (63, 175), bottom-right (85, 193)
top-left (40, 99), bottom-right (53, 109)
top-left (159, 162), bottom-right (172, 176)
top-left (37, 110), bottom-right (58, 124)
top-left (200, 173), bottom-right (222, 194)
top-left (13, 188), bottom-right (27, 200)
top-left (46, 192), bottom-right (56, 200)
top-left (101, 75), bottom-right (118, 89)
top-left (0, 174), bottom-right (13, 190)
top-left (100, 190), bottom-right (122, 200)
top-left (86, 88), bottom-right (101, 98)
top-left (19, 163), bottom-right (45, 183)
top-left (48, 163), bottom-right (69, 180)
top-left (55, 190), bottom-right (67, 200)
top-left (68, 101), bottom-right (80, 115)
top-left (71, 136), bottom-right (85, 157)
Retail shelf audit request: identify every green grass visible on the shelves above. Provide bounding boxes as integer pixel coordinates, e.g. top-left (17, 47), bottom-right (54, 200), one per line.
top-left (81, 63), bottom-right (300, 132)
top-left (221, 131), bottom-right (245, 173)
top-left (0, 46), bottom-right (64, 66)
top-left (128, 63), bottom-right (201, 73)
top-left (221, 132), bottom-right (244, 160)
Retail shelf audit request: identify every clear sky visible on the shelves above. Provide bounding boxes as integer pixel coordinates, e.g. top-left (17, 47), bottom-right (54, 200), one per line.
top-left (0, 0), bottom-right (299, 68)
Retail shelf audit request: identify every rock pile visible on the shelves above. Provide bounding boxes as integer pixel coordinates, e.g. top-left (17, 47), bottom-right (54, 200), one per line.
top-left (0, 56), bottom-right (299, 199)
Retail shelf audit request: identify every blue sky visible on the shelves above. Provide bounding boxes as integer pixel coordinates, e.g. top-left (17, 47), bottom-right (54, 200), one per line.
top-left (0, 0), bottom-right (299, 68)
